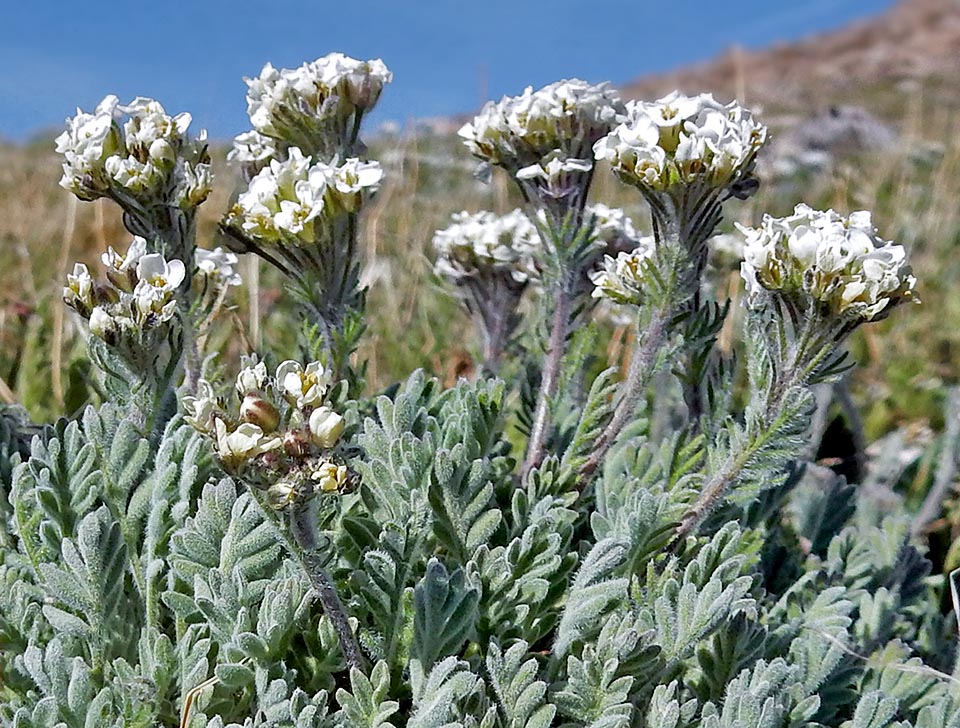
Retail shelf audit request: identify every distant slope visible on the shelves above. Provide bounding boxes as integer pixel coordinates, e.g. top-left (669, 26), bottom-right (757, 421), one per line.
top-left (619, 0), bottom-right (960, 118)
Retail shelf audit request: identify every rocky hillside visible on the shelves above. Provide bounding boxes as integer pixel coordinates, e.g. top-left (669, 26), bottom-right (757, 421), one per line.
top-left (621, 0), bottom-right (960, 120)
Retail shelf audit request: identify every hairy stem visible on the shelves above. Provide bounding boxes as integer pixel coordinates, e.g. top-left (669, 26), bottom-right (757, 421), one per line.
top-left (671, 325), bottom-right (831, 546)
top-left (579, 302), bottom-right (673, 483)
top-left (522, 282), bottom-right (573, 478)
top-left (247, 486), bottom-right (366, 672)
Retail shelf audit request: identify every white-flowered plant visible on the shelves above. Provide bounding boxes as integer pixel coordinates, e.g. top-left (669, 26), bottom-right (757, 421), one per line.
top-left (740, 204), bottom-right (917, 323)
top-left (13, 57), bottom-right (958, 728)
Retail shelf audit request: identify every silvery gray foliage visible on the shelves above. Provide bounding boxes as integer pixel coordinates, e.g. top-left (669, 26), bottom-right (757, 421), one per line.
top-left (1, 56), bottom-right (957, 728)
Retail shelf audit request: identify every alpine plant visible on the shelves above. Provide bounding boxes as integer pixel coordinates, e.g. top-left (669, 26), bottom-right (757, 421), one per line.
top-left (1, 54), bottom-right (956, 728)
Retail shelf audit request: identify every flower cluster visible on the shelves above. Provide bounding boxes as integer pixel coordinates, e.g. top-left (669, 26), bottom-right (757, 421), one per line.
top-left (739, 204), bottom-right (917, 322)
top-left (185, 358), bottom-right (350, 506)
top-left (432, 209), bottom-right (540, 285)
top-left (225, 148), bottom-right (383, 245)
top-left (589, 237), bottom-right (657, 305)
top-left (56, 95), bottom-right (212, 209)
top-left (196, 247), bottom-right (243, 288)
top-left (231, 53), bottom-right (392, 166)
top-left (459, 80), bottom-right (624, 182)
top-left (63, 237), bottom-right (184, 345)
top-left (594, 91), bottom-right (766, 194)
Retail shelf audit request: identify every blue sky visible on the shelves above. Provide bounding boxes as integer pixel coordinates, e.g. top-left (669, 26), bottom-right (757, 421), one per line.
top-left (0, 0), bottom-right (894, 142)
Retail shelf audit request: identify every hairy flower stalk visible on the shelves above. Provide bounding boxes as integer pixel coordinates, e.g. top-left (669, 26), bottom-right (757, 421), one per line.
top-left (223, 54), bottom-right (391, 376)
top-left (460, 80), bottom-right (624, 476)
top-left (673, 205), bottom-right (918, 543)
top-left (579, 94), bottom-right (768, 477)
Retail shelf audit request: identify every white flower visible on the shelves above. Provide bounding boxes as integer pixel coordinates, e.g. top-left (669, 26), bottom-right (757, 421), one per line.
top-left (594, 92), bottom-right (766, 192)
top-left (102, 237), bottom-right (147, 273)
top-left (312, 461), bottom-right (348, 493)
top-left (196, 247), bottom-right (242, 287)
top-left (236, 361), bottom-right (269, 395)
top-left (309, 406), bottom-right (345, 448)
top-left (214, 418), bottom-right (282, 465)
top-left (63, 263), bottom-right (95, 313)
top-left (590, 240), bottom-right (657, 305)
top-left (88, 306), bottom-right (117, 341)
top-left (136, 254), bottom-right (186, 292)
top-left (327, 158), bottom-right (383, 211)
top-left (228, 130), bottom-right (277, 167)
top-left (432, 209), bottom-right (540, 284)
top-left (183, 380), bottom-right (219, 433)
top-left (459, 79), bottom-right (624, 172)
top-left (276, 360), bottom-right (331, 408)
top-left (739, 204), bottom-right (918, 321)
top-left (516, 155), bottom-right (593, 191)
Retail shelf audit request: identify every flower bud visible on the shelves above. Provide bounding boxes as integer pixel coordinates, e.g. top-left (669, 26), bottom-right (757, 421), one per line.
top-left (88, 306), bottom-right (119, 345)
top-left (266, 480), bottom-right (297, 510)
top-left (283, 429), bottom-right (311, 457)
top-left (309, 406), bottom-right (344, 448)
top-left (236, 361), bottom-right (268, 395)
top-left (149, 138), bottom-right (176, 167)
top-left (240, 395), bottom-right (280, 432)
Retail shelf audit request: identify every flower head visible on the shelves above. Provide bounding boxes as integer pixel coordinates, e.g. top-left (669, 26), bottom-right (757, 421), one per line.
top-left (739, 204), bottom-right (917, 322)
top-left (460, 80), bottom-right (624, 174)
top-left (590, 238), bottom-right (657, 305)
top-left (594, 92), bottom-right (766, 194)
top-left (432, 209), bottom-right (540, 285)
top-left (276, 360), bottom-right (331, 409)
top-left (183, 380), bottom-right (220, 433)
top-left (57, 95), bottom-right (212, 209)
top-left (244, 54), bottom-right (392, 149)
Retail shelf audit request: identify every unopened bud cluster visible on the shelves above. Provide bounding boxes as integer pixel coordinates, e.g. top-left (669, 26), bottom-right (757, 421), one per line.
top-left (594, 91), bottom-right (766, 196)
top-left (63, 237), bottom-right (184, 345)
top-left (739, 204), bottom-right (918, 323)
top-left (56, 96), bottom-right (212, 209)
top-left (184, 358), bottom-right (350, 508)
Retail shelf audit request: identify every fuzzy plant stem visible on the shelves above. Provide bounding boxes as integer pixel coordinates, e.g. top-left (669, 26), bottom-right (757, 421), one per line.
top-left (671, 319), bottom-right (831, 546)
top-left (288, 507), bottom-right (367, 673)
top-left (578, 301), bottom-right (673, 483)
top-left (522, 281), bottom-right (573, 478)
top-left (247, 487), bottom-right (366, 672)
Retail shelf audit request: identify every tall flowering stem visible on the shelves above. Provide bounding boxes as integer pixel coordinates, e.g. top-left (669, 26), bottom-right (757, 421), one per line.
top-left (579, 93), bottom-right (768, 481)
top-left (673, 205), bottom-right (918, 544)
top-left (460, 79), bottom-right (624, 477)
top-left (184, 357), bottom-right (365, 670)
top-left (222, 54), bottom-right (392, 383)
top-left (56, 95), bottom-right (215, 393)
